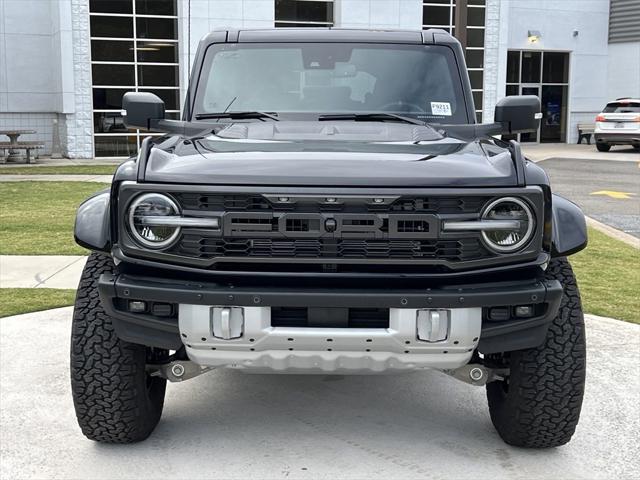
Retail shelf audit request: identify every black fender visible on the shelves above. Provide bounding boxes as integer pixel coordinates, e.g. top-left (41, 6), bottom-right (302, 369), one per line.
top-left (74, 189), bottom-right (111, 252)
top-left (551, 194), bottom-right (588, 257)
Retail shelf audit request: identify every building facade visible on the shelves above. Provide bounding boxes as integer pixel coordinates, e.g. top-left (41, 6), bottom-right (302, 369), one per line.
top-left (0, 0), bottom-right (638, 158)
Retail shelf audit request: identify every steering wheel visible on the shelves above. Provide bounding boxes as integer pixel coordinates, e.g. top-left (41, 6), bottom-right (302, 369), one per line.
top-left (377, 101), bottom-right (425, 113)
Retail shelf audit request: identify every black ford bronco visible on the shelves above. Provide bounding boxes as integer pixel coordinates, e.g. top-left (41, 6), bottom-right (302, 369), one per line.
top-left (71, 29), bottom-right (588, 447)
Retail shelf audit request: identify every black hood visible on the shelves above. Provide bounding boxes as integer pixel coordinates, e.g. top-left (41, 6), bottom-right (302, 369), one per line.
top-left (143, 121), bottom-right (516, 187)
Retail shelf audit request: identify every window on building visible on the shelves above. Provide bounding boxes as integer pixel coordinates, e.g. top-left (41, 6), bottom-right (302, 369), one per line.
top-left (275, 0), bottom-right (334, 27)
top-left (422, 0), bottom-right (485, 122)
top-left (89, 0), bottom-right (179, 157)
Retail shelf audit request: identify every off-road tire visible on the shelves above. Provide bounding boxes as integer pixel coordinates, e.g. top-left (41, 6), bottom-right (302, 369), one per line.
top-left (70, 252), bottom-right (167, 443)
top-left (486, 257), bottom-right (586, 448)
top-left (596, 142), bottom-right (610, 152)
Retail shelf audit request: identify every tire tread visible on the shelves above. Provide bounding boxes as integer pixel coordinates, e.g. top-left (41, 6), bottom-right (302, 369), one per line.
top-left (487, 257), bottom-right (586, 448)
top-left (70, 253), bottom-right (165, 443)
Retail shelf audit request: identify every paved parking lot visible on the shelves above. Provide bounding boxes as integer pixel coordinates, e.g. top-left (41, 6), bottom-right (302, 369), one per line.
top-left (538, 156), bottom-right (640, 238)
top-left (1, 307), bottom-right (638, 479)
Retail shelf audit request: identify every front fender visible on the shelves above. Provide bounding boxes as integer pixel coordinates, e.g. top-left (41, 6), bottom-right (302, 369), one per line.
top-left (551, 194), bottom-right (587, 257)
top-left (74, 189), bottom-right (111, 252)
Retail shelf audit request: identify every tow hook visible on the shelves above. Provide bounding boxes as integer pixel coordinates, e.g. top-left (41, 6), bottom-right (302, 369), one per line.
top-left (147, 360), bottom-right (213, 382)
top-left (444, 364), bottom-right (508, 386)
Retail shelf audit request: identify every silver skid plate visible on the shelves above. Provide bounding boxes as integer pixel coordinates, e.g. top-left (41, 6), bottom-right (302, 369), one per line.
top-left (178, 305), bottom-right (482, 374)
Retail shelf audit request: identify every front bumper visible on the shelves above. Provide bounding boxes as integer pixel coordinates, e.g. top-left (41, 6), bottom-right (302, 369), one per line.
top-left (98, 272), bottom-right (563, 372)
top-left (179, 305), bottom-right (483, 372)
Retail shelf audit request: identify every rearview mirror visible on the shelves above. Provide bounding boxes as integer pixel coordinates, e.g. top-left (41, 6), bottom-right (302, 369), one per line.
top-left (122, 92), bottom-right (165, 130)
top-left (494, 95), bottom-right (541, 134)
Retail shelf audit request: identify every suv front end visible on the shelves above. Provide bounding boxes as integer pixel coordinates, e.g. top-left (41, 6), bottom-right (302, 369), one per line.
top-left (98, 183), bottom-right (561, 375)
top-left (70, 28), bottom-right (588, 448)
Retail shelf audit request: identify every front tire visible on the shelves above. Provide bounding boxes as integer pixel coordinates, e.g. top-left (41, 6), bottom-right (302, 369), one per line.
top-left (70, 253), bottom-right (168, 443)
top-left (596, 142), bottom-right (610, 152)
top-left (486, 258), bottom-right (586, 448)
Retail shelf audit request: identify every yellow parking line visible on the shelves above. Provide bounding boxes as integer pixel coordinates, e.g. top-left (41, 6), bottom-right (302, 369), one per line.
top-left (590, 190), bottom-right (636, 199)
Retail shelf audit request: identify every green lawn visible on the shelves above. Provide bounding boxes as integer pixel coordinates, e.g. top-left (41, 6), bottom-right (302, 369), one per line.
top-left (571, 227), bottom-right (640, 324)
top-left (0, 181), bottom-right (104, 254)
top-left (0, 288), bottom-right (77, 318)
top-left (0, 165), bottom-right (118, 175)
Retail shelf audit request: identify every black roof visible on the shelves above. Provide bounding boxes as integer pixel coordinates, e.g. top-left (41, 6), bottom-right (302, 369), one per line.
top-left (199, 27), bottom-right (460, 46)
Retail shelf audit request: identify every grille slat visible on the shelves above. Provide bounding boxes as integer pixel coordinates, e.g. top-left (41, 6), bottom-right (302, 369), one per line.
top-left (177, 236), bottom-right (484, 261)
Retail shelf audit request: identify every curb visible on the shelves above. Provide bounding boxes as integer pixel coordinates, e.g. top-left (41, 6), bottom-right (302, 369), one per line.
top-left (586, 216), bottom-right (640, 250)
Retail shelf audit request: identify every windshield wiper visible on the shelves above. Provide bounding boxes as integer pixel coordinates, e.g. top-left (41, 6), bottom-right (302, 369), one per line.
top-left (318, 112), bottom-right (426, 126)
top-left (195, 111), bottom-right (279, 121)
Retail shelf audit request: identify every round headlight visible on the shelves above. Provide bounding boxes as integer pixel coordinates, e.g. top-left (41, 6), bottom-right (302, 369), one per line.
top-left (481, 197), bottom-right (535, 252)
top-left (128, 193), bottom-right (181, 249)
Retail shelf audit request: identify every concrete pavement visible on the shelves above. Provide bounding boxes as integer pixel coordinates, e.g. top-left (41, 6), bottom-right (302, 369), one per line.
top-left (0, 255), bottom-right (86, 288)
top-left (521, 143), bottom-right (639, 162)
top-left (0, 308), bottom-right (638, 479)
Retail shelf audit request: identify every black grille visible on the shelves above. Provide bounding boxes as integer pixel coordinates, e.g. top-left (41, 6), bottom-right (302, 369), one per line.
top-left (176, 236), bottom-right (487, 261)
top-left (177, 193), bottom-right (271, 211)
top-left (160, 192), bottom-right (498, 266)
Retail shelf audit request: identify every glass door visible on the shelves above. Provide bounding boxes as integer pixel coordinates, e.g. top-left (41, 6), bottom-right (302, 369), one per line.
top-left (540, 85), bottom-right (568, 143)
top-left (520, 86), bottom-right (540, 142)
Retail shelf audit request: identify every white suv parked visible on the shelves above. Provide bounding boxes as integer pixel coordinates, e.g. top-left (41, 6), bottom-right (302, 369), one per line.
top-left (594, 98), bottom-right (640, 152)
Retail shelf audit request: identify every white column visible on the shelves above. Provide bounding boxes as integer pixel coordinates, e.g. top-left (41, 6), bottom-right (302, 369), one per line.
top-left (482, 0), bottom-right (504, 124)
top-left (67, 0), bottom-right (94, 158)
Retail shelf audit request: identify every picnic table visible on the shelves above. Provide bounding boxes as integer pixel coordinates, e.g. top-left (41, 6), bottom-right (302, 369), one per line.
top-left (0, 129), bottom-right (42, 163)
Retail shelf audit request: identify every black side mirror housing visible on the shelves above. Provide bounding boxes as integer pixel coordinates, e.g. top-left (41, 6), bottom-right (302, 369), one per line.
top-left (494, 95), bottom-right (541, 134)
top-left (122, 92), bottom-right (165, 130)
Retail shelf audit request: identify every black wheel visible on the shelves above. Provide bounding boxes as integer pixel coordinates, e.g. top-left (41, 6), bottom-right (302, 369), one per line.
top-left (633, 145), bottom-right (640, 152)
top-left (596, 142), bottom-right (610, 152)
top-left (70, 252), bottom-right (168, 443)
top-left (486, 258), bottom-right (586, 448)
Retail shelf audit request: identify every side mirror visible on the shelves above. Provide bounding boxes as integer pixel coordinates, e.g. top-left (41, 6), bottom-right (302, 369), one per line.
top-left (494, 95), bottom-right (542, 134)
top-left (122, 92), bottom-right (165, 130)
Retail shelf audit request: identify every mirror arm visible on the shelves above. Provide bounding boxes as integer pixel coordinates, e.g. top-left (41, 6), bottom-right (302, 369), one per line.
top-left (148, 119), bottom-right (218, 137)
top-left (477, 122), bottom-right (502, 136)
top-left (434, 122), bottom-right (502, 140)
top-left (149, 118), bottom-right (186, 133)
top-left (507, 139), bottom-right (526, 187)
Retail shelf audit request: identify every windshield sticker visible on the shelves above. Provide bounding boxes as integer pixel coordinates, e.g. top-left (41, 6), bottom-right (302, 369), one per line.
top-left (430, 102), bottom-right (452, 116)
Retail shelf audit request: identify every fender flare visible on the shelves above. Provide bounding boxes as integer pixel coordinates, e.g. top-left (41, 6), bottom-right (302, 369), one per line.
top-left (74, 189), bottom-right (111, 252)
top-left (551, 194), bottom-right (587, 257)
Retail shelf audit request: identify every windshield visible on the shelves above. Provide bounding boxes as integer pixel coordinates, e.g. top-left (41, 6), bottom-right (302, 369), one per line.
top-left (193, 42), bottom-right (469, 123)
